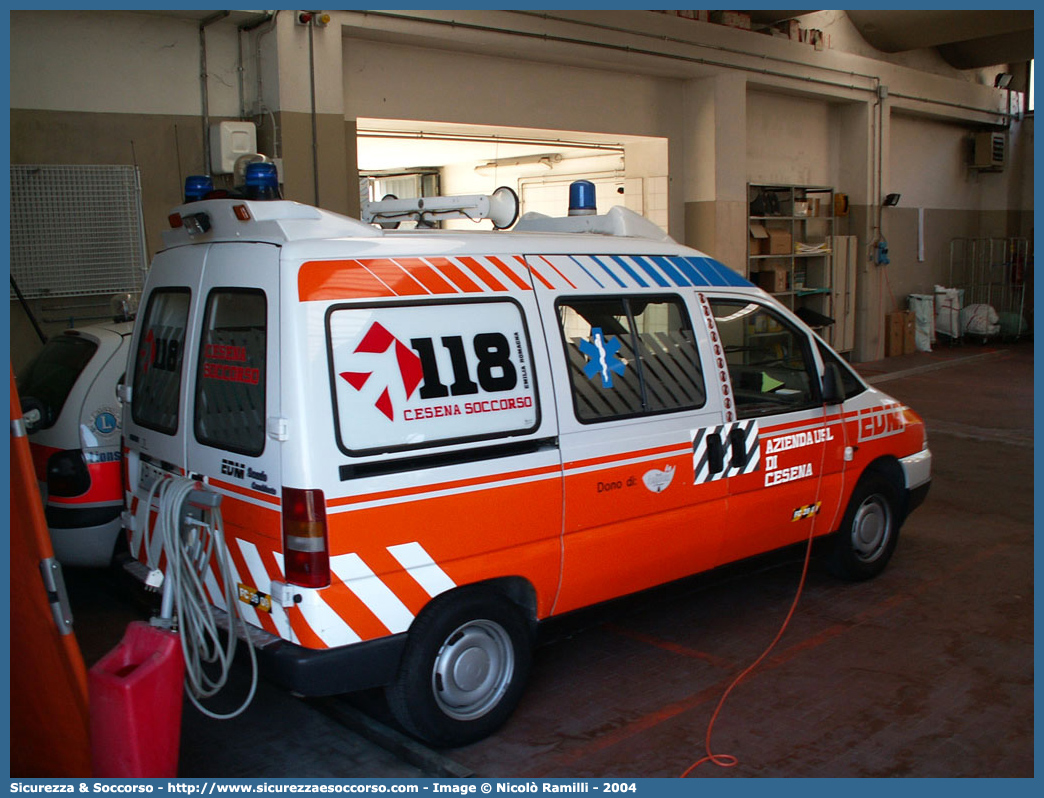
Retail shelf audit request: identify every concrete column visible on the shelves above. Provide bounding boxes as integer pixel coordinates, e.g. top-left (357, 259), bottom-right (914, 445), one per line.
top-left (681, 73), bottom-right (748, 273)
top-left (837, 100), bottom-right (879, 362)
top-left (265, 14), bottom-right (350, 214)
top-left (844, 96), bottom-right (892, 362)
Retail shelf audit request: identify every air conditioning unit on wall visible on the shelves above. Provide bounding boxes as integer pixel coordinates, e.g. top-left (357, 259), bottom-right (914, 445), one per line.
top-left (972, 131), bottom-right (1006, 171)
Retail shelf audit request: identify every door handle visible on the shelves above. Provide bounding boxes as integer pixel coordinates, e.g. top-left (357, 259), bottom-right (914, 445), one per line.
top-left (707, 434), bottom-right (725, 473)
top-left (729, 427), bottom-right (748, 469)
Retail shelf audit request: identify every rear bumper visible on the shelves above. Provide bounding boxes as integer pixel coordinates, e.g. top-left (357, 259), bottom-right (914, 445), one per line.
top-left (120, 555), bottom-right (407, 695)
top-left (47, 512), bottom-right (122, 568)
top-left (258, 634), bottom-right (407, 696)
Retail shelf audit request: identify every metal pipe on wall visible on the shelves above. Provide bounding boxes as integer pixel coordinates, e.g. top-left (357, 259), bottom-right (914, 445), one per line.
top-left (236, 12), bottom-right (275, 120)
top-left (253, 13), bottom-right (281, 159)
top-left (199, 11), bottom-right (230, 176)
top-left (308, 18), bottom-right (320, 206)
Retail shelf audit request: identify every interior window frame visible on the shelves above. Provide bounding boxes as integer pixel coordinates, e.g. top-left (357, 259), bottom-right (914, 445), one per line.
top-left (707, 297), bottom-right (824, 419)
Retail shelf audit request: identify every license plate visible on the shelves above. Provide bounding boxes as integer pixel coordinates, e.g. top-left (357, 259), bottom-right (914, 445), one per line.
top-left (238, 583), bottom-right (272, 613)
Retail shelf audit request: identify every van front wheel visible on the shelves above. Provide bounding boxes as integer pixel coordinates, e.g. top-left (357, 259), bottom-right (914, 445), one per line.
top-left (827, 471), bottom-right (901, 581)
top-left (386, 588), bottom-right (532, 747)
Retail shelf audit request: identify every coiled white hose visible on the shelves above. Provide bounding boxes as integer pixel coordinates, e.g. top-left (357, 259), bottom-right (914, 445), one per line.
top-left (143, 475), bottom-right (259, 720)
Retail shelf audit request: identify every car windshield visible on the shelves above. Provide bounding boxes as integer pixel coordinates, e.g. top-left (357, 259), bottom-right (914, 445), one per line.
top-left (17, 334), bottom-right (99, 430)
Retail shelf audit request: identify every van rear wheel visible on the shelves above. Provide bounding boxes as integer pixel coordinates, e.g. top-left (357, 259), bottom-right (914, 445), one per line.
top-left (386, 587), bottom-right (532, 747)
top-left (827, 471), bottom-right (901, 581)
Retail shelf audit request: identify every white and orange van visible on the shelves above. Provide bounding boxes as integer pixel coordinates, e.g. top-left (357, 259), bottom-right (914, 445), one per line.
top-left (121, 180), bottom-right (930, 746)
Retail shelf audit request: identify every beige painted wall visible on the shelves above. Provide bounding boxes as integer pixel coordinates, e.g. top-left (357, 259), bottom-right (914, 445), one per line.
top-left (746, 91), bottom-right (840, 187)
top-left (10, 11), bottom-right (241, 117)
top-left (342, 38), bottom-right (684, 139)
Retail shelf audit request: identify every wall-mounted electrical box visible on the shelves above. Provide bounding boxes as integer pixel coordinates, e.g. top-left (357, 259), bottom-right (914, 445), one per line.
top-left (210, 121), bottom-right (257, 175)
top-left (972, 131), bottom-right (1006, 171)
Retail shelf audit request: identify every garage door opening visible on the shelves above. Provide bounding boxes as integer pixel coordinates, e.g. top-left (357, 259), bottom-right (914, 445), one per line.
top-left (356, 119), bottom-right (669, 231)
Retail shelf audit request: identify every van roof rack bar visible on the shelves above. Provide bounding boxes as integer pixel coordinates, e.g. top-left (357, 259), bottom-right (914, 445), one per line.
top-left (361, 186), bottom-right (519, 230)
top-left (513, 205), bottom-right (674, 242)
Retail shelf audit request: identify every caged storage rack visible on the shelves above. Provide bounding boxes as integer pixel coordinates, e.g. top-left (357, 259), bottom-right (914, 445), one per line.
top-left (947, 237), bottom-right (1031, 342)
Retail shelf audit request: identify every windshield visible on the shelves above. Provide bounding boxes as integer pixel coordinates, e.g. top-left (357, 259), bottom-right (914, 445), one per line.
top-left (17, 334), bottom-right (99, 430)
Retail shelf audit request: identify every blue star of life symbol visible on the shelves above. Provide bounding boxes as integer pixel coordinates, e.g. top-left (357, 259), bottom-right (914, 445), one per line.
top-left (579, 327), bottom-right (627, 388)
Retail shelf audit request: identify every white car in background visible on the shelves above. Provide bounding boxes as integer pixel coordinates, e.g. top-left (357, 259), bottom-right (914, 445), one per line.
top-left (17, 320), bottom-right (133, 567)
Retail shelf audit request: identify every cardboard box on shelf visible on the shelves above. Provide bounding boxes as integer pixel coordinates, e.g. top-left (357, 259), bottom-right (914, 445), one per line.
top-left (780, 19), bottom-right (802, 40)
top-left (674, 10), bottom-right (710, 22)
top-left (749, 224), bottom-right (792, 256)
top-left (755, 262), bottom-right (789, 293)
top-left (710, 10), bottom-right (751, 29)
top-left (749, 223), bottom-right (769, 255)
top-left (766, 228), bottom-right (792, 255)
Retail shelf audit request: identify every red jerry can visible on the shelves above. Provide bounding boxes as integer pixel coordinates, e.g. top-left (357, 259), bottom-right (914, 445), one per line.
top-left (89, 621), bottom-right (186, 777)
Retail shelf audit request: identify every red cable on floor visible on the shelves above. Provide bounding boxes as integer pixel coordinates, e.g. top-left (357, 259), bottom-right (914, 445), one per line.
top-left (681, 405), bottom-right (837, 778)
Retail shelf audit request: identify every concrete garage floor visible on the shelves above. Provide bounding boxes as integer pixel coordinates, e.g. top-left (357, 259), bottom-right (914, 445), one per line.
top-left (64, 340), bottom-right (1033, 778)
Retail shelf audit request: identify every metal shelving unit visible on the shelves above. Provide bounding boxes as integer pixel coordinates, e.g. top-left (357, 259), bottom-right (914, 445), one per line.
top-left (747, 183), bottom-right (837, 346)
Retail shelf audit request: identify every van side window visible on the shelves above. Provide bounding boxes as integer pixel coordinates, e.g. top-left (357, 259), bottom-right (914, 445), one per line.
top-left (559, 296), bottom-right (706, 422)
top-left (708, 299), bottom-right (820, 418)
top-left (194, 289), bottom-right (267, 456)
top-left (131, 288), bottom-right (190, 434)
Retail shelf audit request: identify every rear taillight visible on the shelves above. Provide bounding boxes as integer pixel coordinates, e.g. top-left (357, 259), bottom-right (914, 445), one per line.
top-left (47, 449), bottom-right (91, 497)
top-left (282, 487), bottom-right (330, 588)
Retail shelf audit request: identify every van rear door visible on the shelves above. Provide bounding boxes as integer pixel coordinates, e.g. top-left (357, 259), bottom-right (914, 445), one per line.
top-left (182, 242), bottom-right (286, 637)
top-left (126, 250), bottom-right (203, 486)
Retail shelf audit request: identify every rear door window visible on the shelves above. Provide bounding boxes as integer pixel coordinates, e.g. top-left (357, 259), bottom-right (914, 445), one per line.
top-left (131, 288), bottom-right (191, 434)
top-left (17, 334), bottom-right (98, 430)
top-left (194, 289), bottom-right (267, 456)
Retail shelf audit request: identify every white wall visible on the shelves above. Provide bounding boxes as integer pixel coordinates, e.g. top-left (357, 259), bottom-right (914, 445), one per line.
top-left (746, 91), bottom-right (838, 187)
top-left (889, 112), bottom-right (1032, 216)
top-left (343, 38), bottom-right (684, 142)
top-left (889, 114), bottom-right (987, 210)
top-left (10, 10), bottom-right (241, 117)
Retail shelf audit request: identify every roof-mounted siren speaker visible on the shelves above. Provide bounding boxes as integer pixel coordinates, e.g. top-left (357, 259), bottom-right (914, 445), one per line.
top-left (234, 153), bottom-right (270, 186)
top-left (568, 180), bottom-right (597, 216)
top-left (361, 186), bottom-right (520, 229)
top-left (488, 186), bottom-right (521, 229)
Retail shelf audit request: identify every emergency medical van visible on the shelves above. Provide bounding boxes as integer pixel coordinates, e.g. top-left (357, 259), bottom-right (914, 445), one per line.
top-left (122, 181), bottom-right (931, 746)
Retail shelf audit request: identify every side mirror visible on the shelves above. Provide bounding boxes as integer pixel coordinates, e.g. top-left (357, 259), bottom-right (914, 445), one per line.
top-left (822, 362), bottom-right (846, 406)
